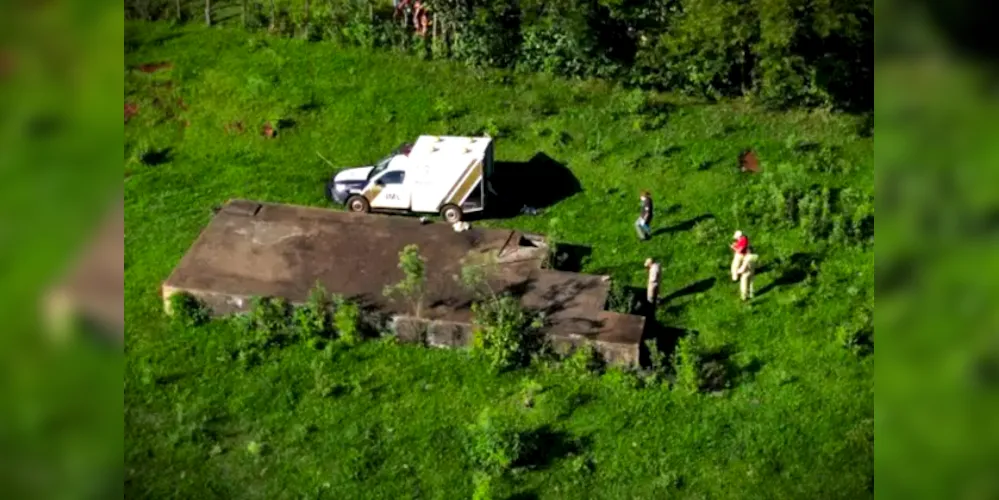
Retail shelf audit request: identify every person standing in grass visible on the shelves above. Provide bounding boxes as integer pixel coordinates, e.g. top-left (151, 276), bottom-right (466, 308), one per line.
top-left (635, 191), bottom-right (654, 240)
top-left (645, 258), bottom-right (662, 309)
top-left (736, 246), bottom-right (759, 301)
top-left (730, 230), bottom-right (749, 281)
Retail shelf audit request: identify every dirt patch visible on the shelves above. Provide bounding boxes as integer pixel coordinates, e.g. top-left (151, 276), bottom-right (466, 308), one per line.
top-left (124, 102), bottom-right (139, 123)
top-left (262, 122), bottom-right (276, 138)
top-left (739, 149), bottom-right (760, 173)
top-left (136, 61), bottom-right (173, 73)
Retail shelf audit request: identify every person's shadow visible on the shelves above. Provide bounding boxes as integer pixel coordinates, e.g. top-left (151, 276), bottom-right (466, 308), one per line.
top-left (652, 213), bottom-right (714, 236)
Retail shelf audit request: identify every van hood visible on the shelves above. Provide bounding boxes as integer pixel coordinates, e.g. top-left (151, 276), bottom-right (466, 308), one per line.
top-left (333, 166), bottom-right (374, 183)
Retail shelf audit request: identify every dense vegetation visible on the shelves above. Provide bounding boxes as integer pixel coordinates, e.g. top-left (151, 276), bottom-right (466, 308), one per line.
top-left (124, 0), bottom-right (872, 111)
top-left (125, 22), bottom-right (871, 499)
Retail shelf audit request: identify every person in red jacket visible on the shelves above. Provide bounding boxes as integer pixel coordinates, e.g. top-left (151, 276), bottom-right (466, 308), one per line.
top-left (730, 230), bottom-right (749, 281)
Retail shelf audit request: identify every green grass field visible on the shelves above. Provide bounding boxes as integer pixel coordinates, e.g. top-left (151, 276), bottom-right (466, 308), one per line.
top-left (125, 22), bottom-right (873, 499)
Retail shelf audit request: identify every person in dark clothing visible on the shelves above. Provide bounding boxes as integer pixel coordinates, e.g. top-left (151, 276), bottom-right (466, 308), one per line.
top-left (635, 191), bottom-right (653, 240)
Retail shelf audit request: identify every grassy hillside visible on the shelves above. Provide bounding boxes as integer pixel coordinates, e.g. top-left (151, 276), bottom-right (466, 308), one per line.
top-left (125, 22), bottom-right (873, 499)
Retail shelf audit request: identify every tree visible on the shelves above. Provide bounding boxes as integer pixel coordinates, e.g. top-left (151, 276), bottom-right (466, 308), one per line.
top-left (383, 244), bottom-right (428, 318)
top-left (205, 0), bottom-right (212, 26)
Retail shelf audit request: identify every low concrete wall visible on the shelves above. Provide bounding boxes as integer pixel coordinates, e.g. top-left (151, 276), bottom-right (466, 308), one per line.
top-left (548, 334), bottom-right (640, 367)
top-left (391, 315), bottom-right (474, 348)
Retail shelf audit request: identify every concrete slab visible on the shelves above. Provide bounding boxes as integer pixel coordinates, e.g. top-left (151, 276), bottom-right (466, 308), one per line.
top-left (44, 197), bottom-right (124, 344)
top-left (163, 200), bottom-right (645, 365)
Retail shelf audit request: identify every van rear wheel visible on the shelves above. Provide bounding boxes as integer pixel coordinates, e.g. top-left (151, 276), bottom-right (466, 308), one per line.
top-left (441, 204), bottom-right (463, 223)
top-left (347, 196), bottom-right (370, 214)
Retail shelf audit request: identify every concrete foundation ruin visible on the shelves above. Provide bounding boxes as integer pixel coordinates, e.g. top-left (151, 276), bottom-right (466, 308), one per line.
top-left (162, 200), bottom-right (646, 365)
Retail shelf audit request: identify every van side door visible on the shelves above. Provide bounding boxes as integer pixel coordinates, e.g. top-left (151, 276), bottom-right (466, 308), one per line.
top-left (367, 170), bottom-right (411, 210)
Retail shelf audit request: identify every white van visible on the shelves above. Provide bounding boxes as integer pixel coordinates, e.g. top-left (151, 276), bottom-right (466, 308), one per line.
top-left (326, 135), bottom-right (496, 223)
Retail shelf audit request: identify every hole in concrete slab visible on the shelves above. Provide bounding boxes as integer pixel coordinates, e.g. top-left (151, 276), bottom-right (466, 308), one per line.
top-left (519, 234), bottom-right (545, 248)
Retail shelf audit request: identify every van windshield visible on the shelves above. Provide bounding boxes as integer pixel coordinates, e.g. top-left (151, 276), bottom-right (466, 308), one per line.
top-left (368, 156), bottom-right (393, 181)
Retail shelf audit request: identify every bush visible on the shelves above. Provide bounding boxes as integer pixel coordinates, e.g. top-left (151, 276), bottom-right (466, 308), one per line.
top-left (169, 292), bottom-right (210, 327)
top-left (126, 0), bottom-right (871, 111)
top-left (673, 335), bottom-right (703, 395)
top-left (383, 244), bottom-right (427, 318)
top-left (293, 283), bottom-right (332, 339)
top-left (466, 408), bottom-right (529, 477)
top-left (472, 471), bottom-right (494, 500)
top-left (472, 295), bottom-right (543, 372)
top-left (451, 0), bottom-right (522, 69)
top-left (562, 344), bottom-right (603, 377)
top-left (602, 366), bottom-right (640, 390)
top-left (607, 280), bottom-right (640, 314)
top-left (247, 296), bottom-right (293, 346)
top-left (333, 297), bottom-right (362, 345)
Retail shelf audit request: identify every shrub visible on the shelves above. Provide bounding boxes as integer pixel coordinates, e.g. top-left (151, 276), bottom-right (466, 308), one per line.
top-left (562, 344), bottom-right (603, 377)
top-left (293, 283), bottom-right (332, 339)
top-left (451, 0), bottom-right (522, 69)
top-left (472, 471), bottom-right (494, 500)
top-left (471, 295), bottom-right (543, 372)
top-left (466, 408), bottom-right (528, 476)
top-left (247, 296), bottom-right (293, 346)
top-left (601, 366), bottom-right (640, 390)
top-left (333, 298), bottom-right (362, 345)
top-left (383, 244), bottom-right (427, 318)
top-left (607, 280), bottom-right (640, 314)
top-left (169, 292), bottom-right (210, 327)
top-left (673, 335), bottom-right (704, 395)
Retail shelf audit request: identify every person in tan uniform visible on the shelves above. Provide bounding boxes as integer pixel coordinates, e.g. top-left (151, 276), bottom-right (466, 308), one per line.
top-left (735, 247), bottom-right (759, 301)
top-left (645, 258), bottom-right (662, 308)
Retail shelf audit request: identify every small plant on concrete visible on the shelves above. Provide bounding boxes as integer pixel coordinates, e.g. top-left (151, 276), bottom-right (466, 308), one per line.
top-left (383, 244), bottom-right (427, 318)
top-left (673, 335), bottom-right (704, 395)
top-left (471, 295), bottom-right (543, 373)
top-left (333, 297), bottom-right (361, 345)
top-left (458, 251), bottom-right (500, 300)
top-left (169, 291), bottom-right (210, 327)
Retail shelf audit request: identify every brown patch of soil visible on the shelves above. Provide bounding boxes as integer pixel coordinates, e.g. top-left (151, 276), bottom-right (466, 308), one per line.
top-left (262, 122), bottom-right (276, 138)
top-left (739, 149), bottom-right (760, 173)
top-left (124, 102), bottom-right (139, 123)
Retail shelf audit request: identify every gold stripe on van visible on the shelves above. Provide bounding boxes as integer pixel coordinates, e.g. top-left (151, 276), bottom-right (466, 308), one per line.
top-left (447, 162), bottom-right (482, 206)
top-left (441, 159), bottom-right (478, 206)
top-left (363, 185), bottom-right (383, 202)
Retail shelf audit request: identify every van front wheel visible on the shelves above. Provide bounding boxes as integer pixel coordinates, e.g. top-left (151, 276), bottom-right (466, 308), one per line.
top-left (347, 196), bottom-right (370, 214)
top-left (441, 204), bottom-right (463, 223)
